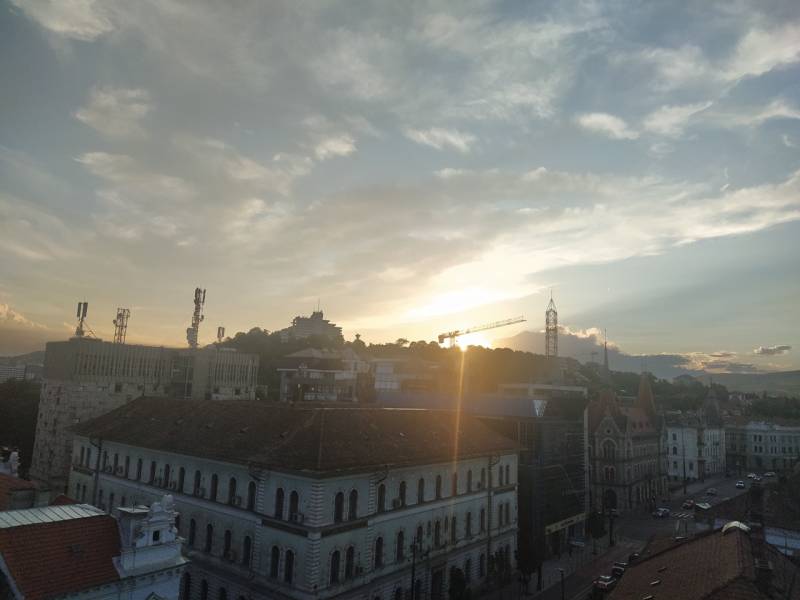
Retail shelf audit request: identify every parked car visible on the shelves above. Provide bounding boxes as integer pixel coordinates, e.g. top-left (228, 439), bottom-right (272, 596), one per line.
top-left (628, 552), bottom-right (640, 563)
top-left (753, 475), bottom-right (763, 482)
top-left (706, 488), bottom-right (718, 496)
top-left (747, 473), bottom-right (757, 479)
top-left (682, 499), bottom-right (695, 509)
top-left (736, 480), bottom-right (746, 489)
top-left (593, 575), bottom-right (617, 591)
top-left (764, 471), bottom-right (776, 477)
top-left (611, 565), bottom-right (626, 578)
top-left (652, 507), bottom-right (671, 518)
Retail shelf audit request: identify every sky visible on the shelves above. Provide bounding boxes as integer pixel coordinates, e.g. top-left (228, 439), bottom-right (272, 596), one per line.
top-left (1, 0), bottom-right (799, 373)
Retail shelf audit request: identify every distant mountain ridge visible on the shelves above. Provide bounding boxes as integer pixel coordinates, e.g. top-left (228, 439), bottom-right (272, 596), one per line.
top-left (0, 351), bottom-right (44, 366)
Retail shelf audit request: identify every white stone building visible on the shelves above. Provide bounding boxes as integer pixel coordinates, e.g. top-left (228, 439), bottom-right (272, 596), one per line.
top-left (664, 414), bottom-right (726, 482)
top-left (69, 398), bottom-right (519, 600)
top-left (725, 418), bottom-right (800, 475)
top-left (0, 498), bottom-right (187, 600)
top-left (30, 338), bottom-right (258, 493)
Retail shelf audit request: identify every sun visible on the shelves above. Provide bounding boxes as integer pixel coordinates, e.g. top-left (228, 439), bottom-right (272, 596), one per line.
top-left (455, 333), bottom-right (493, 351)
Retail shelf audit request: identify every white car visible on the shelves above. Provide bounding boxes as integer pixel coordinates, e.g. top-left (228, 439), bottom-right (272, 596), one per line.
top-left (764, 471), bottom-right (776, 477)
top-left (736, 480), bottom-right (745, 489)
top-left (747, 473), bottom-right (757, 479)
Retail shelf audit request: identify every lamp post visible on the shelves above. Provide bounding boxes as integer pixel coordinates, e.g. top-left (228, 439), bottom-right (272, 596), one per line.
top-left (558, 567), bottom-right (565, 600)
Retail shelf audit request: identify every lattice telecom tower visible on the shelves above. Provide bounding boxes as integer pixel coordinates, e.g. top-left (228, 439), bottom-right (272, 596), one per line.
top-left (186, 287), bottom-right (206, 349)
top-left (112, 308), bottom-right (130, 344)
top-left (545, 292), bottom-right (558, 358)
top-left (75, 302), bottom-right (88, 337)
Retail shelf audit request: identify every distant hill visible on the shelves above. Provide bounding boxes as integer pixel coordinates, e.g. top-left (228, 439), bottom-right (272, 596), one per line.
top-left (0, 350), bottom-right (44, 366)
top-left (706, 371), bottom-right (800, 397)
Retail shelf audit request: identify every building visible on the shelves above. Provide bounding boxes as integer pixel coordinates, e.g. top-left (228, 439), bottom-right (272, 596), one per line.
top-left (278, 348), bottom-right (374, 403)
top-left (372, 357), bottom-right (439, 392)
top-left (664, 388), bottom-right (726, 482)
top-left (69, 397), bottom-right (519, 600)
top-left (586, 374), bottom-right (668, 513)
top-left (0, 498), bottom-right (187, 600)
top-left (608, 523), bottom-right (800, 600)
top-left (279, 311), bottom-right (343, 344)
top-left (725, 417), bottom-right (800, 475)
top-left (496, 383), bottom-right (588, 402)
top-left (30, 338), bottom-right (259, 493)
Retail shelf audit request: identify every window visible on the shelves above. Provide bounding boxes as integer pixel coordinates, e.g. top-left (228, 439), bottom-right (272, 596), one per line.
top-left (348, 490), bottom-right (358, 520)
top-left (450, 516), bottom-right (457, 544)
top-left (467, 470), bottom-right (473, 491)
top-left (210, 474), bottom-right (218, 502)
top-left (289, 491), bottom-right (299, 520)
top-left (163, 464), bottom-right (171, 488)
top-left (228, 477), bottom-right (237, 504)
top-left (466, 512), bottom-right (472, 537)
top-left (479, 554), bottom-right (486, 577)
top-left (498, 465), bottom-right (503, 486)
top-left (480, 508), bottom-right (486, 531)
top-left (102, 451), bottom-right (108, 470)
top-left (124, 456), bottom-right (130, 478)
top-left (396, 531), bottom-right (405, 562)
top-left (434, 520), bottom-right (441, 546)
top-left (399, 481), bottom-right (407, 506)
top-left (204, 523), bottom-right (214, 553)
top-left (480, 468), bottom-right (486, 488)
top-left (377, 484), bottom-right (386, 513)
top-left (178, 467), bottom-right (185, 493)
top-left (374, 536), bottom-right (384, 568)
top-left (200, 580), bottom-right (208, 600)
top-left (417, 478), bottom-right (425, 503)
top-left (109, 492), bottom-right (115, 510)
top-left (153, 530), bottom-right (160, 543)
top-left (193, 470), bottom-right (201, 495)
top-left (242, 536), bottom-right (252, 567)
top-left (223, 530), bottom-right (232, 557)
top-left (452, 472), bottom-right (458, 496)
top-left (284, 550), bottom-right (294, 583)
top-left (270, 546), bottom-right (280, 578)
top-left (275, 488), bottom-right (285, 519)
top-left (345, 546), bottom-right (355, 579)
top-left (435, 475), bottom-right (442, 499)
top-left (672, 433), bottom-right (677, 441)
top-left (602, 440), bottom-right (616, 460)
top-left (149, 461), bottom-right (156, 484)
top-left (247, 481), bottom-right (256, 511)
top-left (188, 519), bottom-right (196, 546)
top-left (330, 550), bottom-right (340, 584)
top-left (505, 465), bottom-right (510, 484)
top-left (334, 492), bottom-right (344, 522)
top-left (498, 504), bottom-right (504, 526)
top-left (465, 558), bottom-right (472, 582)
top-left (673, 446), bottom-right (678, 455)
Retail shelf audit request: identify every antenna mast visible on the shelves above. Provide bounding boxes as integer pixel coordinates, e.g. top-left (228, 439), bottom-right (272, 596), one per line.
top-left (75, 302), bottom-right (88, 337)
top-left (112, 308), bottom-right (130, 344)
top-left (545, 291), bottom-right (558, 358)
top-left (217, 326), bottom-right (225, 344)
top-left (186, 287), bottom-right (206, 348)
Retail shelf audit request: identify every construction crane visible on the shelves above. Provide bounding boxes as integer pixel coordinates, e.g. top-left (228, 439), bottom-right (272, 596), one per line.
top-left (437, 316), bottom-right (526, 348)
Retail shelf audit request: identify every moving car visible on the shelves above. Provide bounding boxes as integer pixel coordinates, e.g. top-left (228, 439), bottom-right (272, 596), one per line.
top-left (652, 507), bottom-right (671, 518)
top-left (682, 499), bottom-right (695, 509)
top-left (706, 488), bottom-right (718, 496)
top-left (764, 471), bottom-right (776, 477)
top-left (593, 575), bottom-right (617, 591)
top-left (747, 473), bottom-right (757, 479)
top-left (736, 480), bottom-right (745, 489)
top-left (753, 475), bottom-right (763, 482)
top-left (628, 552), bottom-right (640, 563)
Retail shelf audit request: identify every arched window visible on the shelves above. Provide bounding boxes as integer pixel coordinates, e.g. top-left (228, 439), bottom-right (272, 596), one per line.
top-left (480, 508), bottom-right (486, 531)
top-left (200, 580), bottom-right (208, 600)
top-left (178, 467), bottom-right (185, 493)
top-left (450, 516), bottom-right (457, 544)
top-left (210, 474), bottom-right (219, 502)
top-left (330, 551), bottom-right (340, 584)
top-left (193, 470), bottom-right (201, 495)
top-left (137, 458), bottom-right (143, 480)
top-left (498, 504), bottom-right (504, 526)
top-left (434, 520), bottom-right (441, 546)
top-left (284, 550), bottom-right (294, 583)
top-left (334, 492), bottom-right (344, 522)
top-left (246, 481), bottom-right (256, 511)
top-left (289, 491), bottom-right (299, 520)
top-left (466, 511), bottom-right (472, 536)
top-left (228, 477), bottom-right (237, 505)
top-left (223, 530), bottom-right (232, 557)
top-left (218, 587), bottom-right (227, 600)
top-left (435, 475), bottom-right (442, 498)
top-left (672, 446), bottom-right (678, 455)
top-left (374, 536), bottom-right (384, 568)
top-left (479, 553), bottom-right (486, 577)
top-left (416, 525), bottom-right (423, 544)
top-left (345, 546), bottom-right (355, 579)
top-left (505, 465), bottom-right (510, 485)
top-left (377, 484), bottom-right (386, 513)
top-left (124, 455), bottom-right (130, 478)
top-left (204, 523), bottom-right (213, 553)
top-left (498, 466), bottom-right (504, 486)
top-left (181, 573), bottom-right (191, 600)
top-left (109, 492), bottom-right (115, 510)
top-left (348, 490), bottom-right (358, 520)
top-left (113, 453), bottom-right (119, 473)
top-left (188, 519), bottom-right (196, 546)
top-left (270, 546), bottom-right (280, 578)
top-left (480, 468), bottom-right (486, 488)
top-left (396, 530), bottom-right (405, 562)
top-left (149, 461), bottom-right (156, 484)
top-left (603, 440), bottom-right (616, 460)
top-left (465, 558), bottom-right (472, 582)
top-left (275, 488), bottom-right (285, 519)
top-left (417, 478), bottom-right (425, 503)
top-left (399, 481), bottom-right (407, 506)
top-left (242, 536), bottom-right (252, 567)
top-left (163, 464), bottom-right (171, 488)
top-left (467, 470), bottom-right (473, 491)
top-left (79, 446), bottom-right (85, 466)
top-left (451, 472), bottom-right (458, 496)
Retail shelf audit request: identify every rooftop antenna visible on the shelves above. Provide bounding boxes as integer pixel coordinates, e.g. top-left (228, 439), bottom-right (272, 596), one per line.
top-left (112, 308), bottom-right (130, 344)
top-left (75, 302), bottom-right (88, 337)
top-left (545, 290), bottom-right (558, 358)
top-left (217, 326), bottom-right (225, 344)
top-left (186, 287), bottom-right (206, 348)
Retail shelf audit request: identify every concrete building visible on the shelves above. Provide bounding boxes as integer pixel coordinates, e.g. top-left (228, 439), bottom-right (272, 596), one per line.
top-left (664, 388), bottom-right (726, 482)
top-left (725, 417), bottom-right (800, 475)
top-left (371, 357), bottom-right (438, 393)
top-left (279, 311), bottom-right (343, 344)
top-left (586, 375), bottom-right (668, 513)
top-left (30, 338), bottom-right (258, 493)
top-left (0, 498), bottom-right (187, 600)
top-left (69, 398), bottom-right (519, 600)
top-left (278, 348), bottom-right (373, 403)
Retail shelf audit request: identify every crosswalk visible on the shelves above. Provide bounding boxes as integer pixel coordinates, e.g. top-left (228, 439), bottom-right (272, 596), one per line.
top-left (673, 512), bottom-right (693, 519)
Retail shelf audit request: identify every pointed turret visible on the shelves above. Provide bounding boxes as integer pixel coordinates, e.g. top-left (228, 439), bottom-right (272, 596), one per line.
top-left (636, 372), bottom-right (657, 417)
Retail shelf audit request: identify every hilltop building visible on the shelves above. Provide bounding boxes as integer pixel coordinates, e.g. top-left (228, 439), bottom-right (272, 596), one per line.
top-left (586, 374), bottom-right (668, 513)
top-left (279, 311), bottom-right (343, 344)
top-left (278, 347), bottom-right (373, 403)
top-left (69, 398), bottom-right (519, 600)
top-left (30, 338), bottom-right (258, 493)
top-left (0, 498), bottom-right (187, 600)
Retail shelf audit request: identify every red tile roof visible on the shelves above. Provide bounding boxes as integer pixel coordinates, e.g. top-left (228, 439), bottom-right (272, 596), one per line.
top-left (0, 474), bottom-right (37, 511)
top-left (72, 398), bottom-right (519, 474)
top-left (0, 514), bottom-right (121, 600)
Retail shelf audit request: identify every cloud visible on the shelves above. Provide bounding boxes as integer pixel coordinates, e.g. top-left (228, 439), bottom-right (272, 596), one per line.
top-left (11, 0), bottom-right (115, 41)
top-left (0, 304), bottom-right (46, 329)
top-left (643, 102), bottom-right (713, 138)
top-left (313, 134), bottom-right (356, 160)
top-left (575, 112), bottom-right (638, 140)
top-left (754, 345), bottom-right (792, 355)
top-left (784, 135), bottom-right (797, 148)
top-left (404, 127), bottom-right (477, 153)
top-left (724, 23), bottom-right (800, 81)
top-left (74, 87), bottom-right (152, 138)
